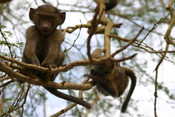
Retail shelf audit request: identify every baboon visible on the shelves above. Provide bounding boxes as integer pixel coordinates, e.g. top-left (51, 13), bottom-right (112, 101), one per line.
top-left (22, 4), bottom-right (91, 108)
top-left (94, 0), bottom-right (118, 10)
top-left (89, 49), bottom-right (136, 112)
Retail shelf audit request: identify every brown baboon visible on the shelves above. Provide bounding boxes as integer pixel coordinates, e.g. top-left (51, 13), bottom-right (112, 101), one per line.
top-left (22, 4), bottom-right (91, 109)
top-left (90, 49), bottom-right (136, 112)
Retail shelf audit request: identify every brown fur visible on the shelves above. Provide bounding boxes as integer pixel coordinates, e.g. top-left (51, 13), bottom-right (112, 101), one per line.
top-left (95, 0), bottom-right (118, 10)
top-left (22, 4), bottom-right (91, 108)
top-left (90, 49), bottom-right (136, 112)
